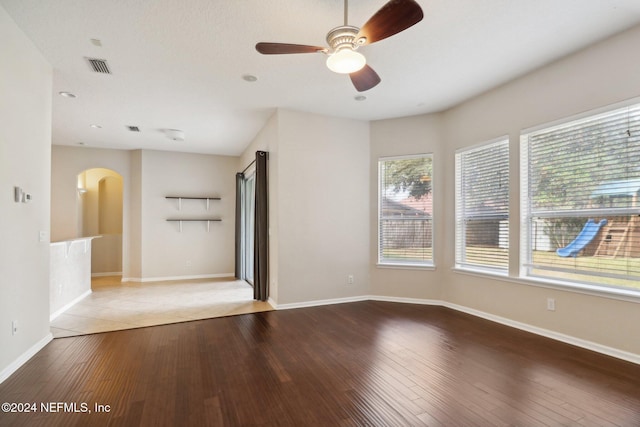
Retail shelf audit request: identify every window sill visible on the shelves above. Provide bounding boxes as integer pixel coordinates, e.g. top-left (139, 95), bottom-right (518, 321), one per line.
top-left (452, 268), bottom-right (640, 304)
top-left (519, 275), bottom-right (640, 303)
top-left (377, 263), bottom-right (436, 271)
top-left (453, 266), bottom-right (508, 279)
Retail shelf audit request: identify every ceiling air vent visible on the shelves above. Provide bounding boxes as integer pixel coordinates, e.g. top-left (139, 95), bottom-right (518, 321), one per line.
top-left (85, 57), bottom-right (111, 74)
top-left (127, 126), bottom-right (140, 132)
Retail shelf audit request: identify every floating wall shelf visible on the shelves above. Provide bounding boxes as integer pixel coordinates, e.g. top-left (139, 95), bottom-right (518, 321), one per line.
top-left (165, 196), bottom-right (221, 211)
top-left (165, 196), bottom-right (222, 231)
top-left (166, 219), bottom-right (222, 232)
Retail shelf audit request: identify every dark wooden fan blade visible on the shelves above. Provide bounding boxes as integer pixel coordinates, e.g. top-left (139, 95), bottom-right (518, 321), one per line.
top-left (349, 64), bottom-right (381, 92)
top-left (357, 0), bottom-right (424, 45)
top-left (255, 42), bottom-right (326, 54)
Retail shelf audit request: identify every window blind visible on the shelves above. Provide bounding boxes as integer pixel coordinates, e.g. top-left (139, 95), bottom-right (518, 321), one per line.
top-left (521, 103), bottom-right (640, 290)
top-left (455, 139), bottom-right (509, 272)
top-left (378, 155), bottom-right (433, 266)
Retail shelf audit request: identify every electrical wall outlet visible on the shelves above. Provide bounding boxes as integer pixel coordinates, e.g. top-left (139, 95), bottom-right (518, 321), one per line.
top-left (12, 320), bottom-right (18, 335)
top-left (347, 275), bottom-right (354, 285)
top-left (14, 186), bottom-right (23, 203)
top-left (13, 187), bottom-right (31, 203)
top-left (547, 298), bottom-right (556, 311)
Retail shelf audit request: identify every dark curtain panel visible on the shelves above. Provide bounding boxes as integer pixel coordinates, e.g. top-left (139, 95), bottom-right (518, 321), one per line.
top-left (235, 172), bottom-right (244, 279)
top-left (254, 151), bottom-right (269, 301)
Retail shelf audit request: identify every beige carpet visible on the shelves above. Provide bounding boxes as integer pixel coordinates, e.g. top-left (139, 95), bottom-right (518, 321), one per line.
top-left (50, 276), bottom-right (273, 338)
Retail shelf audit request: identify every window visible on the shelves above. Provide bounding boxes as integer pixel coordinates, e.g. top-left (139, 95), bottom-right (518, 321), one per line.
top-left (378, 155), bottom-right (433, 267)
top-left (455, 138), bottom-right (509, 273)
top-left (241, 170), bottom-right (256, 284)
top-left (521, 102), bottom-right (640, 293)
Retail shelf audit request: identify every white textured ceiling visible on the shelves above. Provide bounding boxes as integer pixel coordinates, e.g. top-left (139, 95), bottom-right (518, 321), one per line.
top-left (3, 0), bottom-right (640, 155)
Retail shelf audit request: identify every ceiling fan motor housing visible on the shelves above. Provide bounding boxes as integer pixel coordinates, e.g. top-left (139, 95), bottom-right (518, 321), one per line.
top-left (326, 26), bottom-right (363, 53)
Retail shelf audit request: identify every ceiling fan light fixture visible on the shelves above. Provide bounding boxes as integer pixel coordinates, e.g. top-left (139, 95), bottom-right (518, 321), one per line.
top-left (255, 0), bottom-right (424, 90)
top-left (326, 48), bottom-right (366, 74)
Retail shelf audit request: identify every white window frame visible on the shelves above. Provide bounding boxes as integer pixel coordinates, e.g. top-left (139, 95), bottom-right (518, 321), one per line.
top-left (520, 99), bottom-right (640, 297)
top-left (378, 154), bottom-right (435, 269)
top-left (455, 137), bottom-right (510, 275)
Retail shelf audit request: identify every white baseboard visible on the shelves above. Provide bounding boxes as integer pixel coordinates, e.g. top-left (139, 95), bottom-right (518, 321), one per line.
top-left (50, 289), bottom-right (92, 321)
top-left (122, 273), bottom-right (234, 283)
top-left (270, 295), bottom-right (640, 365)
top-left (442, 301), bottom-right (640, 366)
top-left (368, 295), bottom-right (441, 306)
top-left (274, 295), bottom-right (369, 310)
top-left (0, 333), bottom-right (53, 384)
top-left (91, 272), bottom-right (122, 277)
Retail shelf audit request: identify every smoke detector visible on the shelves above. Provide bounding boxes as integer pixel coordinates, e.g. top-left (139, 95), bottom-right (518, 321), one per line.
top-left (164, 129), bottom-right (185, 141)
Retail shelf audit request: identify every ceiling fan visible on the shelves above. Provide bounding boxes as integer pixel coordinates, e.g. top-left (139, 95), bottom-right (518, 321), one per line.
top-left (255, 0), bottom-right (424, 92)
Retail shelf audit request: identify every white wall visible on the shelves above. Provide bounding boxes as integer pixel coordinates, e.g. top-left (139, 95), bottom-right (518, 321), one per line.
top-left (369, 113), bottom-right (445, 301)
top-left (79, 168), bottom-right (122, 236)
top-left (277, 110), bottom-right (370, 304)
top-left (49, 238), bottom-right (93, 319)
top-left (128, 150), bottom-right (143, 279)
top-left (0, 5), bottom-right (52, 380)
top-left (80, 168), bottom-right (123, 274)
top-left (51, 146), bottom-right (132, 276)
top-left (51, 147), bottom-right (238, 281)
top-left (370, 24), bottom-right (640, 357)
top-left (139, 150), bottom-right (238, 280)
top-left (241, 109), bottom-right (370, 306)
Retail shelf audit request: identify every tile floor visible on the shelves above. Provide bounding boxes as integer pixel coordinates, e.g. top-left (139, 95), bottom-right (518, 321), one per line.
top-left (50, 276), bottom-right (273, 338)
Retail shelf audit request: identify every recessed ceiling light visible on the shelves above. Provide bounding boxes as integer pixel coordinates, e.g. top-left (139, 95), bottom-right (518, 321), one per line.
top-left (242, 74), bottom-right (258, 82)
top-left (354, 95), bottom-right (367, 101)
top-left (77, 142), bottom-right (85, 146)
top-left (90, 38), bottom-right (102, 47)
top-left (59, 91), bottom-right (76, 98)
top-left (89, 124), bottom-right (102, 129)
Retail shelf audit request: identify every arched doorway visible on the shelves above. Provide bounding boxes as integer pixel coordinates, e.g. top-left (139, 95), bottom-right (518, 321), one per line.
top-left (77, 168), bottom-right (123, 275)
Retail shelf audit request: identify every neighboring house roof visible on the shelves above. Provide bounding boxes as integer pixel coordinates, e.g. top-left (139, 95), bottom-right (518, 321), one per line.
top-left (382, 194), bottom-right (432, 217)
top-left (466, 199), bottom-right (509, 219)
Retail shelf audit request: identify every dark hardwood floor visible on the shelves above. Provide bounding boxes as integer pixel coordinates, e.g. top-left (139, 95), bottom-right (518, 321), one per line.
top-left (1, 301), bottom-right (639, 426)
